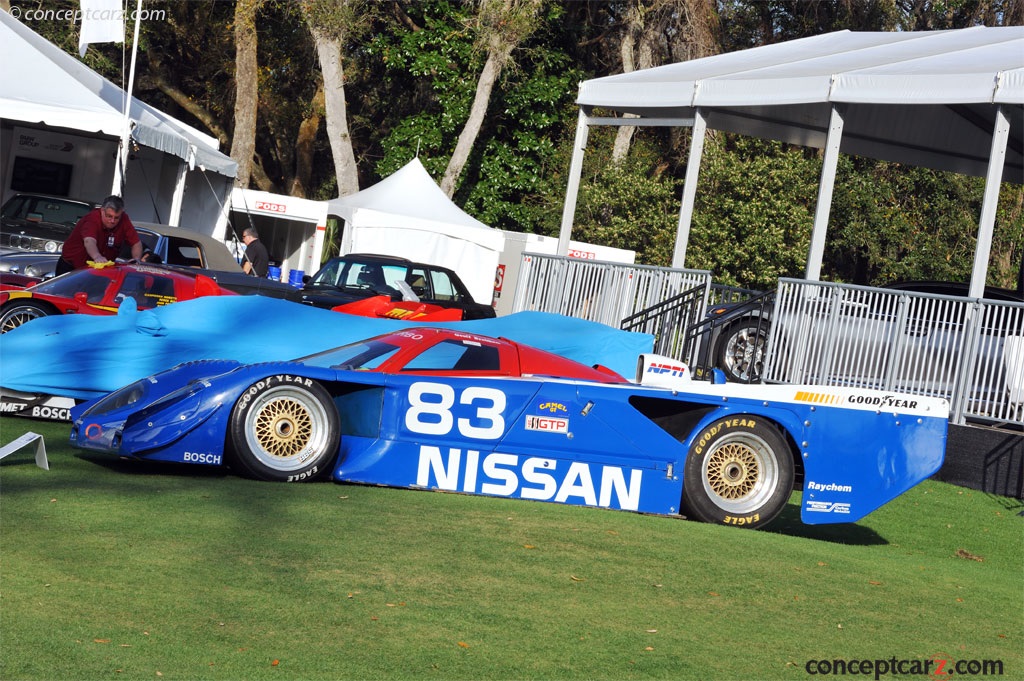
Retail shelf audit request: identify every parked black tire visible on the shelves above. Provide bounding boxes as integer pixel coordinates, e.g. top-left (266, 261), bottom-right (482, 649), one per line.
top-left (716, 319), bottom-right (769, 383)
top-left (227, 377), bottom-right (339, 482)
top-left (681, 417), bottom-right (794, 529)
top-left (0, 301), bottom-right (53, 334)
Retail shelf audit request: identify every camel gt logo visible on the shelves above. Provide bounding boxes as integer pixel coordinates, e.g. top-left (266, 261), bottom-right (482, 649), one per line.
top-left (536, 401), bottom-right (567, 414)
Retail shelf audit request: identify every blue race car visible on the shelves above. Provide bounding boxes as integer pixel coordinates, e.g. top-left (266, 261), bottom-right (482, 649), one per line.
top-left (69, 328), bottom-right (949, 529)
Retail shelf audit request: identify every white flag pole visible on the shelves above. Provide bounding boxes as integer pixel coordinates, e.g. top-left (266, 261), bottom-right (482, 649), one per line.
top-left (111, 0), bottom-right (144, 196)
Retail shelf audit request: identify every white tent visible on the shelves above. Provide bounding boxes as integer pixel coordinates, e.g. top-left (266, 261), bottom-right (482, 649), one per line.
top-left (560, 27), bottom-right (1024, 297)
top-left (327, 158), bottom-right (505, 303)
top-left (0, 11), bottom-right (235, 232)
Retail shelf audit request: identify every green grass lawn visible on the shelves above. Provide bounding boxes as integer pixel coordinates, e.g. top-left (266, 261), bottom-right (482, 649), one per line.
top-left (1, 416), bottom-right (1021, 681)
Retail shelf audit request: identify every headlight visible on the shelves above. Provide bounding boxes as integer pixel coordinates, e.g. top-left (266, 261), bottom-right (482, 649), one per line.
top-left (44, 241), bottom-right (59, 253)
top-left (83, 380), bottom-right (151, 416)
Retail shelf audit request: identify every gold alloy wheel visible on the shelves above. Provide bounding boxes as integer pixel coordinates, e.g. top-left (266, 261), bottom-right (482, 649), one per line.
top-left (252, 396), bottom-right (314, 458)
top-left (700, 431), bottom-right (780, 514)
top-left (242, 385), bottom-right (333, 472)
top-left (705, 443), bottom-right (760, 500)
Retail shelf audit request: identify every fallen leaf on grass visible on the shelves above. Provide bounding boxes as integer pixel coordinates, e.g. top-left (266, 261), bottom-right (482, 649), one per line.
top-left (708, 592), bottom-right (719, 597)
top-left (955, 548), bottom-right (983, 562)
top-left (458, 641), bottom-right (470, 649)
top-left (271, 660), bottom-right (280, 667)
top-left (523, 544), bottom-right (535, 549)
top-left (94, 639), bottom-right (111, 644)
top-left (868, 581), bottom-right (882, 586)
top-left (570, 575), bottom-right (585, 582)
top-left (644, 646), bottom-right (655, 651)
top-left (645, 629), bottom-right (657, 634)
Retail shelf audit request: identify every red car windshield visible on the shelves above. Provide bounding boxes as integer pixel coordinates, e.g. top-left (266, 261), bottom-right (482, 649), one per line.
top-left (32, 269), bottom-right (113, 303)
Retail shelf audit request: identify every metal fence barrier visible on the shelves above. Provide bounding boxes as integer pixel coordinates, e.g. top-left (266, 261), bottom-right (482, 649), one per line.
top-left (510, 253), bottom-right (711, 328)
top-left (509, 256), bottom-right (1023, 428)
top-left (766, 279), bottom-right (1024, 427)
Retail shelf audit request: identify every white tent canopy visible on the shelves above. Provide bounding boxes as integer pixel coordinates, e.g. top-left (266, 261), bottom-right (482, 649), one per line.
top-left (561, 27), bottom-right (1024, 297)
top-left (327, 158), bottom-right (505, 303)
top-left (0, 10), bottom-right (236, 176)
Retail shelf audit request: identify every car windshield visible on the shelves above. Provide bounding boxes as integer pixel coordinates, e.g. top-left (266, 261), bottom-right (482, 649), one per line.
top-left (1, 196), bottom-right (91, 227)
top-left (299, 340), bottom-right (401, 370)
top-left (32, 268), bottom-right (112, 303)
top-left (308, 259), bottom-right (411, 295)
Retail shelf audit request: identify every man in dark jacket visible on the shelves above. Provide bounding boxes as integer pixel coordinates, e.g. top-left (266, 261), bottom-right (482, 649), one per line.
top-left (241, 226), bottom-right (269, 277)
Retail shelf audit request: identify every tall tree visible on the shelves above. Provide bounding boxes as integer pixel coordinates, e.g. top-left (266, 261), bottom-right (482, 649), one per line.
top-left (230, 0), bottom-right (265, 187)
top-left (302, 0), bottom-right (371, 197)
top-left (611, 0), bottom-right (720, 162)
top-left (440, 0), bottom-right (544, 197)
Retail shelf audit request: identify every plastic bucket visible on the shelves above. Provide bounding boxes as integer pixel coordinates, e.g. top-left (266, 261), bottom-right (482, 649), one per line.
top-left (267, 266), bottom-right (282, 281)
top-left (288, 269), bottom-right (305, 287)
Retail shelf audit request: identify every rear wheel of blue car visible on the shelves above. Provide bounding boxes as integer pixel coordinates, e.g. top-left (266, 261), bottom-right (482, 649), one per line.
top-left (228, 378), bottom-right (340, 482)
top-left (681, 417), bottom-right (794, 529)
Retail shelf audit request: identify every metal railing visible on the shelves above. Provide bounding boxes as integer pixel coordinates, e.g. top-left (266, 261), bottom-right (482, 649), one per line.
top-left (509, 255), bottom-right (1023, 428)
top-left (765, 279), bottom-right (1024, 427)
top-left (510, 253), bottom-right (711, 328)
top-left (620, 283), bottom-right (709, 361)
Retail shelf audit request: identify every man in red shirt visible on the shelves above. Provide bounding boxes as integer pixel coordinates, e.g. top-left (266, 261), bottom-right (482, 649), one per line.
top-left (56, 195), bottom-right (142, 275)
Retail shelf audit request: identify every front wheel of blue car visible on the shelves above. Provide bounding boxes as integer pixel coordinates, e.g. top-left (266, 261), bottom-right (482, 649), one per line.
top-left (681, 417), bottom-right (794, 529)
top-left (228, 378), bottom-right (340, 482)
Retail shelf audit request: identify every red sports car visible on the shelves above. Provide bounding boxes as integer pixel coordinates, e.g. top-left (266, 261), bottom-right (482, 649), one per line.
top-left (0, 262), bottom-right (235, 333)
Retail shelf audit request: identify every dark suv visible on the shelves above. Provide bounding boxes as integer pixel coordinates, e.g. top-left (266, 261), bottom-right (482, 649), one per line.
top-left (288, 253), bottom-right (496, 320)
top-left (1, 194), bottom-right (95, 253)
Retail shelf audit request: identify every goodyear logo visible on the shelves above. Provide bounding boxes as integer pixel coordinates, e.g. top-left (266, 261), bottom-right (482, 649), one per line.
top-left (794, 391), bottom-right (843, 406)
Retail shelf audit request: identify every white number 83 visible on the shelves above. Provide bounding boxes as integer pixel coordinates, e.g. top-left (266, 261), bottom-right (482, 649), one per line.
top-left (405, 382), bottom-right (506, 440)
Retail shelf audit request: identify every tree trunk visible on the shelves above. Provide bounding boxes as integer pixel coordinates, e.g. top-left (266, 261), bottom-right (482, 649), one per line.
top-left (230, 0), bottom-right (262, 188)
top-left (440, 48), bottom-right (504, 197)
top-left (312, 29), bottom-right (359, 197)
top-left (290, 82), bottom-right (325, 198)
top-left (440, 0), bottom-right (542, 198)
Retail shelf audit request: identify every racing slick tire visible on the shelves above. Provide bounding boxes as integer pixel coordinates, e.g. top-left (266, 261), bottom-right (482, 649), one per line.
top-left (681, 417), bottom-right (794, 529)
top-left (715, 319), bottom-right (768, 383)
top-left (0, 301), bottom-right (53, 334)
top-left (227, 377), bottom-right (340, 482)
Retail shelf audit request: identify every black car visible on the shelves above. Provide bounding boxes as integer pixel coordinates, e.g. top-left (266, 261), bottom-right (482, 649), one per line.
top-left (288, 253), bottom-right (496, 320)
top-left (0, 194), bottom-right (95, 253)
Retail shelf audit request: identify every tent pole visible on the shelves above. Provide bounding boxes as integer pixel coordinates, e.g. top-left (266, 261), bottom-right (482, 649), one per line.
top-left (111, 0), bottom-right (144, 196)
top-left (805, 103), bottom-right (844, 281)
top-left (969, 104), bottom-right (1009, 299)
top-left (557, 109), bottom-right (590, 256)
top-left (671, 108), bottom-right (705, 268)
top-left (168, 158), bottom-right (188, 227)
